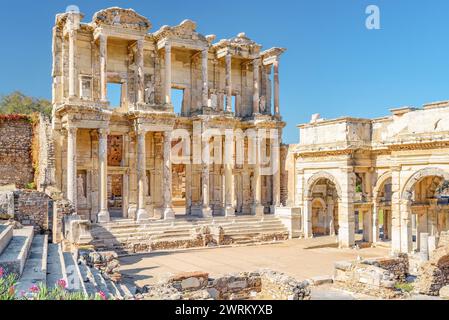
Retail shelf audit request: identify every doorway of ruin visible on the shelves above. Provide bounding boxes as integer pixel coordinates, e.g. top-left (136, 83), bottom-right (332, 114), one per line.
top-left (108, 174), bottom-right (123, 218)
top-left (372, 174), bottom-right (393, 244)
top-left (172, 163), bottom-right (187, 216)
top-left (309, 177), bottom-right (339, 237)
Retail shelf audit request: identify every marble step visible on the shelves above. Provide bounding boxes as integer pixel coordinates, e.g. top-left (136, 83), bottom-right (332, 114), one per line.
top-left (0, 224), bottom-right (13, 256)
top-left (0, 226), bottom-right (34, 276)
top-left (77, 259), bottom-right (99, 296)
top-left (15, 235), bottom-right (48, 295)
top-left (62, 251), bottom-right (86, 294)
top-left (46, 243), bottom-right (66, 290)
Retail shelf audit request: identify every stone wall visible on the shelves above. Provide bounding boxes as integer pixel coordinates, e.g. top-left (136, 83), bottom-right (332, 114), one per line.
top-left (13, 190), bottom-right (51, 234)
top-left (415, 242), bottom-right (449, 296)
top-left (0, 116), bottom-right (34, 188)
top-left (138, 270), bottom-right (310, 300)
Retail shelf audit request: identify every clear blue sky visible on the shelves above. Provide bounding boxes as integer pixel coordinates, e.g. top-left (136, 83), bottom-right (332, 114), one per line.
top-left (1, 0), bottom-right (449, 144)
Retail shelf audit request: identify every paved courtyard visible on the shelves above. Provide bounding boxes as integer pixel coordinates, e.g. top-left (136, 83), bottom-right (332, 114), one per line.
top-left (119, 236), bottom-right (390, 287)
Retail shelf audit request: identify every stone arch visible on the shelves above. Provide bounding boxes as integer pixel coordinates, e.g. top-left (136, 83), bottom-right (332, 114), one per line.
top-left (401, 167), bottom-right (449, 200)
top-left (373, 171), bottom-right (392, 204)
top-left (306, 171), bottom-right (342, 199)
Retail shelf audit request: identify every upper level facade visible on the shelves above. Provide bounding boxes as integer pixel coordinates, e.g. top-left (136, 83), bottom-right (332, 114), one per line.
top-left (295, 101), bottom-right (449, 155)
top-left (52, 7), bottom-right (286, 121)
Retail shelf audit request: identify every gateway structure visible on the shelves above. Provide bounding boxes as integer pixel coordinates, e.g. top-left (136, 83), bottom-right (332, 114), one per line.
top-left (289, 104), bottom-right (449, 253)
top-left (51, 7), bottom-right (286, 226)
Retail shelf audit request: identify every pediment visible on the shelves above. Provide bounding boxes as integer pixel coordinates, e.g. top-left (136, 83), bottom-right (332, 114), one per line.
top-left (92, 7), bottom-right (151, 32)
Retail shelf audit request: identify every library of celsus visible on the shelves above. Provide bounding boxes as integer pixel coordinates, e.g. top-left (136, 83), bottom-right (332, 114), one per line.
top-left (50, 7), bottom-right (286, 226)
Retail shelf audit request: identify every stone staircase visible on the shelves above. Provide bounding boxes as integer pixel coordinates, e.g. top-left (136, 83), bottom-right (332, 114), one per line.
top-left (91, 215), bottom-right (289, 254)
top-left (0, 223), bottom-right (133, 299)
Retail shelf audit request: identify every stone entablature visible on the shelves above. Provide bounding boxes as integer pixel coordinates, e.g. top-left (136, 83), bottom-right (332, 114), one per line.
top-left (297, 103), bottom-right (449, 154)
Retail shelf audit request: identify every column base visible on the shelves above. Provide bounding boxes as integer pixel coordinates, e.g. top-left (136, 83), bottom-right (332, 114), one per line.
top-left (163, 206), bottom-right (176, 220)
top-left (136, 208), bottom-right (150, 222)
top-left (202, 206), bottom-right (212, 218)
top-left (127, 204), bottom-right (137, 220)
top-left (224, 206), bottom-right (235, 217)
top-left (252, 204), bottom-right (264, 217)
top-left (97, 209), bottom-right (110, 223)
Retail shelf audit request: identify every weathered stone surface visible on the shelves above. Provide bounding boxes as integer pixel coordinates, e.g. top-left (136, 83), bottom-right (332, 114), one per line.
top-left (439, 285), bottom-right (449, 299)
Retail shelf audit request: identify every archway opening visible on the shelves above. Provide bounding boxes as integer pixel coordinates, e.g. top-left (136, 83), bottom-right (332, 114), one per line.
top-left (309, 178), bottom-right (339, 237)
top-left (407, 175), bottom-right (449, 251)
top-left (376, 177), bottom-right (392, 242)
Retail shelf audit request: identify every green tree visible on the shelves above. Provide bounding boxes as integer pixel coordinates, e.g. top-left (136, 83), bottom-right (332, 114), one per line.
top-left (0, 91), bottom-right (52, 117)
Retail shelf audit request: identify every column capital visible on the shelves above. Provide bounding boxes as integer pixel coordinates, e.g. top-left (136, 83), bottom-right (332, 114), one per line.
top-left (98, 128), bottom-right (109, 136)
top-left (66, 126), bottom-right (78, 135)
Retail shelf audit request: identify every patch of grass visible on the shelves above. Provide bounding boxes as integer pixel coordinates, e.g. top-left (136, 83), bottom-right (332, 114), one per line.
top-left (395, 282), bottom-right (414, 293)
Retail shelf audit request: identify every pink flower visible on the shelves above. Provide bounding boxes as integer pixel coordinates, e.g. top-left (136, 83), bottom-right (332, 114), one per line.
top-left (57, 279), bottom-right (67, 289)
top-left (29, 285), bottom-right (39, 293)
top-left (98, 290), bottom-right (107, 300)
top-left (0, 267), bottom-right (4, 278)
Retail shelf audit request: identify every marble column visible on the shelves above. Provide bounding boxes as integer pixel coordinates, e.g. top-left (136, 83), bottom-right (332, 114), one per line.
top-left (201, 48), bottom-right (209, 108)
top-left (265, 65), bottom-right (272, 115)
top-left (303, 197), bottom-right (313, 238)
top-left (428, 199), bottom-right (438, 236)
top-left (99, 34), bottom-right (108, 102)
top-left (97, 128), bottom-right (110, 223)
top-left (163, 130), bottom-right (175, 220)
top-left (136, 39), bottom-right (145, 104)
top-left (372, 203), bottom-right (379, 243)
top-left (224, 133), bottom-right (235, 216)
top-left (363, 208), bottom-right (373, 243)
top-left (202, 130), bottom-right (212, 217)
top-left (252, 58), bottom-right (260, 115)
top-left (252, 135), bottom-right (264, 216)
top-left (67, 127), bottom-right (78, 209)
top-left (68, 29), bottom-right (77, 98)
top-left (136, 130), bottom-right (149, 221)
top-left (164, 43), bottom-right (172, 106)
top-left (225, 53), bottom-right (232, 112)
top-left (271, 135), bottom-right (281, 211)
top-left (327, 196), bottom-right (335, 236)
top-left (273, 59), bottom-right (280, 116)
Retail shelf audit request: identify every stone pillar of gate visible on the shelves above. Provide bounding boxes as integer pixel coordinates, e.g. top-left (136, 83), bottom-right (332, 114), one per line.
top-left (303, 197), bottom-right (313, 238)
top-left (326, 196), bottom-right (335, 236)
top-left (362, 207), bottom-right (373, 243)
top-left (372, 203), bottom-right (379, 243)
top-left (338, 168), bottom-right (355, 248)
top-left (67, 127), bottom-right (78, 209)
top-left (428, 199), bottom-right (438, 236)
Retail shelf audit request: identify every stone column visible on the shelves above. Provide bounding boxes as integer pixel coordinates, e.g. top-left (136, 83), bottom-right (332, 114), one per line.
top-left (67, 127), bottom-right (78, 209)
top-left (136, 39), bottom-right (145, 104)
top-left (303, 197), bottom-right (313, 238)
top-left (327, 196), bottom-right (335, 236)
top-left (363, 208), bottom-right (373, 243)
top-left (99, 34), bottom-right (108, 102)
top-left (391, 166), bottom-right (402, 253)
top-left (164, 43), bottom-right (172, 106)
top-left (252, 58), bottom-right (260, 115)
top-left (68, 29), bottom-right (77, 98)
top-left (271, 134), bottom-right (281, 211)
top-left (273, 59), bottom-right (280, 116)
top-left (97, 128), bottom-right (110, 223)
top-left (225, 53), bottom-right (232, 112)
top-left (163, 130), bottom-right (175, 220)
top-left (201, 48), bottom-right (209, 108)
top-left (136, 130), bottom-right (149, 221)
top-left (202, 131), bottom-right (212, 217)
top-left (338, 168), bottom-right (355, 248)
top-left (372, 203), bottom-right (379, 243)
top-left (265, 65), bottom-right (272, 115)
top-left (420, 232), bottom-right (430, 261)
top-left (428, 199), bottom-right (438, 236)
top-left (224, 132), bottom-right (235, 216)
top-left (252, 134), bottom-right (264, 216)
